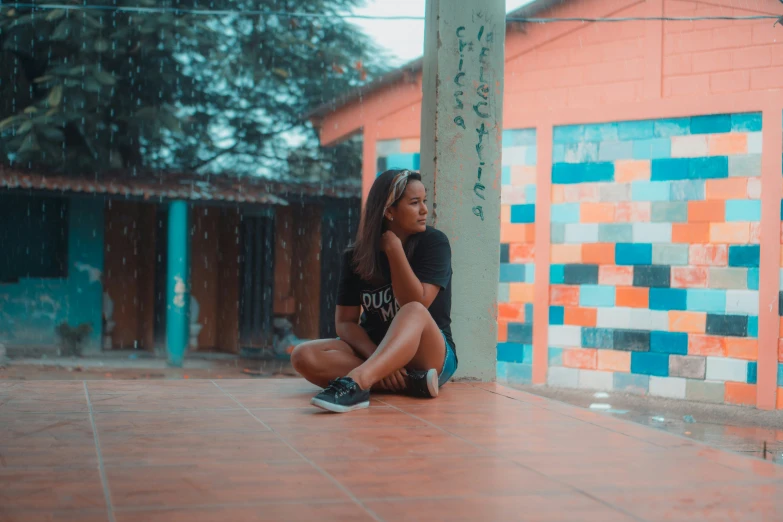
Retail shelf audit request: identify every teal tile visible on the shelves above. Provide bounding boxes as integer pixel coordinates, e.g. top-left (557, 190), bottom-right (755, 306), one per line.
top-left (632, 138), bottom-right (672, 160)
top-left (725, 200), bottom-right (761, 222)
top-left (584, 123), bottom-right (619, 141)
top-left (669, 180), bottom-right (705, 201)
top-left (691, 114), bottom-right (732, 134)
top-left (632, 181), bottom-right (670, 201)
top-left (554, 125), bottom-right (585, 144)
top-left (747, 268), bottom-right (759, 290)
top-left (551, 204), bottom-right (580, 223)
top-left (618, 120), bottom-right (655, 140)
top-left (654, 118), bottom-right (691, 137)
top-left (731, 113), bottom-right (762, 133)
top-left (687, 289), bottom-right (727, 313)
top-left (579, 285), bottom-right (616, 307)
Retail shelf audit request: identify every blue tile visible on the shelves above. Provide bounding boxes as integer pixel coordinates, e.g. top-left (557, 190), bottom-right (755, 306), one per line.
top-left (650, 331), bottom-right (688, 355)
top-left (731, 113), bottom-right (762, 133)
top-left (780, 200), bottom-right (783, 220)
top-left (502, 166), bottom-right (511, 185)
top-left (632, 138), bottom-right (672, 160)
top-left (549, 306), bottom-right (564, 325)
top-left (499, 263), bottom-right (527, 283)
top-left (503, 128), bottom-right (537, 147)
top-left (554, 125), bottom-right (585, 144)
top-left (654, 118), bottom-right (691, 137)
top-left (385, 153), bottom-right (418, 170)
top-left (747, 268), bottom-right (759, 291)
top-left (691, 114), bottom-right (732, 135)
top-left (616, 243), bottom-right (653, 265)
top-left (525, 147), bottom-right (538, 166)
top-left (729, 245), bottom-right (760, 268)
top-left (500, 244), bottom-right (509, 263)
top-left (524, 303), bottom-right (534, 322)
top-left (748, 316), bottom-right (759, 338)
top-left (511, 204), bottom-right (536, 224)
top-left (614, 372), bottom-right (650, 392)
top-left (725, 200), bottom-right (761, 222)
top-left (496, 361), bottom-right (508, 380)
top-left (524, 185), bottom-right (537, 203)
top-left (651, 158), bottom-right (690, 181)
top-left (583, 163), bottom-right (615, 183)
top-left (584, 123), bottom-right (619, 141)
top-left (497, 342), bottom-right (533, 363)
top-left (747, 361), bottom-right (758, 385)
top-left (598, 140), bottom-right (635, 161)
top-left (649, 288), bottom-right (687, 311)
top-left (508, 323), bottom-right (533, 344)
top-left (548, 347), bottom-right (564, 366)
top-left (618, 120), bottom-right (655, 140)
top-left (778, 364), bottom-right (783, 386)
top-left (686, 289), bottom-right (727, 313)
top-left (669, 180), bottom-right (705, 201)
top-left (689, 156), bottom-right (729, 180)
top-left (552, 162), bottom-right (614, 184)
top-left (553, 144), bottom-right (566, 163)
top-left (551, 203), bottom-right (581, 223)
top-left (523, 263), bottom-right (536, 284)
top-left (413, 153), bottom-right (420, 170)
top-left (632, 181), bottom-right (670, 201)
top-left (506, 362), bottom-right (533, 383)
top-left (582, 327), bottom-right (614, 349)
top-left (549, 265), bottom-right (565, 285)
top-left (631, 352), bottom-right (670, 377)
top-left (579, 285), bottom-right (616, 307)
top-left (563, 142), bottom-right (600, 163)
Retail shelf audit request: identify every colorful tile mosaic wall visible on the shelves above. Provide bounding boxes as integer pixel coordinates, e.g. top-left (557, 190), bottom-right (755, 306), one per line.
top-left (376, 139), bottom-right (420, 174)
top-left (779, 114), bottom-right (783, 409)
top-left (497, 128), bottom-right (537, 384)
top-left (547, 113), bottom-right (763, 405)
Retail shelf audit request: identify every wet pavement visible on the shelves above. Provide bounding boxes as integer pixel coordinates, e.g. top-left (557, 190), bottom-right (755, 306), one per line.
top-left (1, 379), bottom-right (782, 521)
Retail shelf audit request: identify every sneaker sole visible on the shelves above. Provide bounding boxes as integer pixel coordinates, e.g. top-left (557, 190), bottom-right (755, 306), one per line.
top-left (310, 397), bottom-right (370, 413)
top-left (426, 368), bottom-right (439, 398)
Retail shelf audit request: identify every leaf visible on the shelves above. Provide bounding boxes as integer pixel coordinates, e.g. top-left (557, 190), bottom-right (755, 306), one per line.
top-left (51, 20), bottom-right (71, 41)
top-left (0, 116), bottom-right (18, 131)
top-left (273, 68), bottom-right (289, 78)
top-left (34, 75), bottom-right (54, 84)
top-left (38, 125), bottom-right (65, 142)
top-left (84, 14), bottom-right (104, 30)
top-left (23, 106), bottom-right (38, 115)
top-left (159, 111), bottom-right (181, 133)
top-left (93, 69), bottom-right (116, 86)
top-left (17, 133), bottom-right (39, 155)
top-left (83, 78), bottom-right (102, 93)
top-left (48, 85), bottom-right (63, 107)
top-left (94, 39), bottom-right (110, 52)
top-left (17, 121), bottom-right (33, 134)
top-left (46, 9), bottom-right (65, 22)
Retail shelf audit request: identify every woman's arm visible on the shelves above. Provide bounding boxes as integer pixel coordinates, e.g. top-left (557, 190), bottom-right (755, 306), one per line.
top-left (334, 305), bottom-right (377, 360)
top-left (383, 232), bottom-right (440, 308)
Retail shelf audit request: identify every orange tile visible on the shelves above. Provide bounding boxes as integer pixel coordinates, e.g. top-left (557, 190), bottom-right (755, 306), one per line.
top-left (563, 184), bottom-right (599, 203)
top-left (615, 160), bottom-right (651, 182)
top-left (672, 223), bottom-right (710, 243)
top-left (551, 244), bottom-right (582, 264)
top-left (509, 283), bottom-right (535, 303)
top-left (778, 338), bottom-right (783, 362)
top-left (551, 185), bottom-right (565, 203)
top-left (498, 303), bottom-right (525, 322)
top-left (710, 222), bottom-right (750, 243)
top-left (779, 320), bottom-right (783, 340)
top-left (501, 205), bottom-right (511, 224)
top-left (706, 178), bottom-right (748, 200)
top-left (615, 202), bottom-right (651, 223)
top-left (497, 320), bottom-right (508, 342)
top-left (599, 265), bottom-right (633, 286)
top-left (580, 203), bottom-right (615, 223)
top-left (750, 222), bottom-right (761, 243)
top-left (562, 348), bottom-right (597, 370)
top-left (550, 285), bottom-right (580, 307)
top-left (597, 350), bottom-right (631, 372)
top-left (777, 388), bottom-right (783, 409)
top-left (671, 267), bottom-right (708, 288)
top-left (582, 243), bottom-right (615, 264)
top-left (708, 133), bottom-right (748, 156)
top-left (688, 334), bottom-right (727, 356)
top-left (687, 200), bottom-right (725, 223)
top-left (615, 287), bottom-right (649, 308)
top-left (725, 338), bottom-right (758, 360)
top-left (501, 224), bottom-right (535, 243)
top-left (564, 307), bottom-right (597, 327)
top-left (509, 243), bottom-right (535, 263)
top-left (511, 166), bottom-right (536, 186)
top-left (669, 311), bottom-right (707, 334)
top-left (725, 382), bottom-right (756, 407)
top-left (689, 244), bottom-right (728, 266)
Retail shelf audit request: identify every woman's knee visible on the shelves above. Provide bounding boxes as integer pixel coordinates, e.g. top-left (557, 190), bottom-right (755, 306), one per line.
top-left (398, 301), bottom-right (427, 316)
top-left (290, 342), bottom-right (319, 374)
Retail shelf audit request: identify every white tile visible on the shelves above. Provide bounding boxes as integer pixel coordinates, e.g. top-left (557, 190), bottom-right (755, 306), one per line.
top-left (671, 135), bottom-right (708, 158)
top-left (501, 185), bottom-right (527, 205)
top-left (649, 376), bottom-right (687, 399)
top-left (629, 309), bottom-right (669, 331)
top-left (578, 370), bottom-right (614, 391)
top-left (632, 223), bottom-right (672, 243)
top-left (548, 325), bottom-right (582, 347)
top-left (597, 307), bottom-right (633, 329)
top-left (705, 357), bottom-right (748, 383)
top-left (599, 183), bottom-right (632, 202)
top-left (725, 290), bottom-right (758, 315)
top-left (498, 283), bottom-right (510, 303)
top-left (564, 224), bottom-right (599, 244)
top-left (747, 132), bottom-right (762, 154)
top-left (503, 146), bottom-right (528, 166)
top-left (548, 367), bottom-right (579, 388)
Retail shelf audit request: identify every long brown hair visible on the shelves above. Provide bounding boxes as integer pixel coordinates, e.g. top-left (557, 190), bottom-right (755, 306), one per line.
top-left (351, 169), bottom-right (423, 281)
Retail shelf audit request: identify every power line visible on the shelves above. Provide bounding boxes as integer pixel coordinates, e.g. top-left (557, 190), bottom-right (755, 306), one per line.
top-left (2, 3), bottom-right (782, 24)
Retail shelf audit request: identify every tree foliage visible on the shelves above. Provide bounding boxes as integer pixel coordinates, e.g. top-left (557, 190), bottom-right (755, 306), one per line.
top-left (0, 1), bottom-right (387, 179)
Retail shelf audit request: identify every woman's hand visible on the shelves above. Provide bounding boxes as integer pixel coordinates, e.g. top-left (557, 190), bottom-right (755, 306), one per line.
top-left (380, 230), bottom-right (403, 254)
top-left (378, 368), bottom-right (408, 392)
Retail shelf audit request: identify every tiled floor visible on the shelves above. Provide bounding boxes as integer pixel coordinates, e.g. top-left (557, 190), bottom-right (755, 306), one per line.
top-left (1, 379), bottom-right (781, 522)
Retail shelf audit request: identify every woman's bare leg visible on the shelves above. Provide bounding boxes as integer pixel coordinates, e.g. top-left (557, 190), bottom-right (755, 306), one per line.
top-left (346, 301), bottom-right (445, 391)
top-left (291, 339), bottom-right (364, 388)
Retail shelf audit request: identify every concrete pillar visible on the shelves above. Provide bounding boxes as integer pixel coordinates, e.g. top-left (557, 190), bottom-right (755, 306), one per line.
top-left (166, 200), bottom-right (190, 367)
top-left (419, 0), bottom-right (505, 381)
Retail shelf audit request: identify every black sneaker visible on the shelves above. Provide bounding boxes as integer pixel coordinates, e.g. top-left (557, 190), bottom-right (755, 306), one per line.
top-left (310, 377), bottom-right (370, 413)
top-left (405, 368), bottom-right (439, 398)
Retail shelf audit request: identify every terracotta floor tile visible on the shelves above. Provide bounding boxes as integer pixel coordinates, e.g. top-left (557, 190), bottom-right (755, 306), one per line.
top-left (367, 493), bottom-right (638, 522)
top-left (100, 431), bottom-right (302, 467)
top-left (0, 510), bottom-right (109, 522)
top-left (0, 382), bottom-right (88, 413)
top-left (113, 502), bottom-right (374, 522)
top-left (106, 460), bottom-right (349, 508)
top-left (251, 405), bottom-right (430, 432)
top-left (94, 409), bottom-right (265, 435)
top-left (283, 425), bottom-right (484, 461)
top-left (87, 393), bottom-right (238, 412)
top-left (0, 468), bottom-right (106, 511)
top-left (320, 455), bottom-right (569, 500)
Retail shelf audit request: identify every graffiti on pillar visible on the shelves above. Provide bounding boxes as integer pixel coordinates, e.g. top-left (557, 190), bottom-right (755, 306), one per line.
top-left (472, 22), bottom-right (492, 221)
top-left (452, 26), bottom-right (471, 130)
top-left (173, 276), bottom-right (186, 308)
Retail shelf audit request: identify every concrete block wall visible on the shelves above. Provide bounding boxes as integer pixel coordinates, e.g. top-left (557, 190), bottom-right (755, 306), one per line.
top-left (545, 113), bottom-right (763, 405)
top-left (497, 129), bottom-right (538, 384)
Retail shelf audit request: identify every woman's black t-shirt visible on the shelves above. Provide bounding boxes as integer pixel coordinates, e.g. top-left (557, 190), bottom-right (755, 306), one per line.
top-left (336, 226), bottom-right (455, 355)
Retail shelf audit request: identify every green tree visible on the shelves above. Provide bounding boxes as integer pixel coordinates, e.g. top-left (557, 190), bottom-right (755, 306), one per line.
top-left (0, 1), bottom-right (386, 179)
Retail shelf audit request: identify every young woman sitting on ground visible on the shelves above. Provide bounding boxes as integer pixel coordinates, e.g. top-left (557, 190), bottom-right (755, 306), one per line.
top-left (290, 169), bottom-right (457, 413)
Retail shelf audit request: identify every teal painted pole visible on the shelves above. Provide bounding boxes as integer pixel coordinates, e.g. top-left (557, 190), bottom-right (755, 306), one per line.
top-left (166, 200), bottom-right (190, 367)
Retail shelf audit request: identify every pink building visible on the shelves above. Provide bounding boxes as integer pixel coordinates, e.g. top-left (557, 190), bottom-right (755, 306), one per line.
top-left (310, 0), bottom-right (783, 409)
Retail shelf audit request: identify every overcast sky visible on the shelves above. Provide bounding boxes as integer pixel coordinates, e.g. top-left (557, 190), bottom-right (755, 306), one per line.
top-left (352, 0), bottom-right (535, 65)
